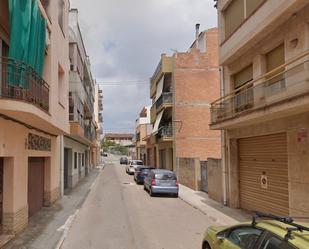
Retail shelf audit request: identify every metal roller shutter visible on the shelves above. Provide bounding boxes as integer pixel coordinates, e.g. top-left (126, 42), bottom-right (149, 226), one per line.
top-left (238, 133), bottom-right (289, 216)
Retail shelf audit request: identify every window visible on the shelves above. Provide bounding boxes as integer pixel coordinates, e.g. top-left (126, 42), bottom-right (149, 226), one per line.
top-left (246, 0), bottom-right (265, 17)
top-left (234, 65), bottom-right (253, 89)
top-left (224, 0), bottom-right (245, 38)
top-left (223, 0), bottom-right (266, 39)
top-left (233, 65), bottom-right (253, 112)
top-left (82, 154), bottom-right (84, 167)
top-left (265, 44), bottom-right (285, 92)
top-left (227, 226), bottom-right (262, 248)
top-left (74, 152), bottom-right (77, 169)
top-left (260, 235), bottom-right (295, 249)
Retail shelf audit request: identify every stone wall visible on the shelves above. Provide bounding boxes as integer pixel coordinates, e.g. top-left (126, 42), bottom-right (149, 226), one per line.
top-left (207, 158), bottom-right (223, 203)
top-left (177, 158), bottom-right (201, 190)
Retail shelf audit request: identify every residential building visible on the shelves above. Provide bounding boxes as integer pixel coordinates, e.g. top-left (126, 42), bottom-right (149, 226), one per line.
top-left (212, 0), bottom-right (309, 216)
top-left (104, 133), bottom-right (134, 147)
top-left (135, 106), bottom-right (152, 164)
top-left (149, 27), bottom-right (221, 190)
top-left (63, 9), bottom-right (98, 191)
top-left (0, 0), bottom-right (69, 236)
top-left (94, 84), bottom-right (104, 162)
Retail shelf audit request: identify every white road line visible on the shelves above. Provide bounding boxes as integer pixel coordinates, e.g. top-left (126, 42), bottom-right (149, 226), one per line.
top-left (54, 209), bottom-right (79, 249)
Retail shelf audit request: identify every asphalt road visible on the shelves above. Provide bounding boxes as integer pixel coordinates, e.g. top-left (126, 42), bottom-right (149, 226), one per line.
top-left (60, 155), bottom-right (217, 249)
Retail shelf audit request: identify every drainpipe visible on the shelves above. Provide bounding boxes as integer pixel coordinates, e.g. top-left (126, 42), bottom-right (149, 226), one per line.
top-left (60, 135), bottom-right (64, 197)
top-left (220, 66), bottom-right (227, 206)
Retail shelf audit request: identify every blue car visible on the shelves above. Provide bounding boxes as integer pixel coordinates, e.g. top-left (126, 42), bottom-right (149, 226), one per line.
top-left (144, 169), bottom-right (179, 197)
top-left (134, 166), bottom-right (154, 184)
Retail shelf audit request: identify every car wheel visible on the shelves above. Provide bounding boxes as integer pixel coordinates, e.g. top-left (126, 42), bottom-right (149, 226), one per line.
top-left (174, 193), bottom-right (178, 198)
top-left (202, 242), bottom-right (211, 249)
top-left (143, 184), bottom-right (146, 190)
top-left (149, 187), bottom-right (154, 197)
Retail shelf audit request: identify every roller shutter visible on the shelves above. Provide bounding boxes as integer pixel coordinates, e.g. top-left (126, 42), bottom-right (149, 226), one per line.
top-left (238, 133), bottom-right (289, 216)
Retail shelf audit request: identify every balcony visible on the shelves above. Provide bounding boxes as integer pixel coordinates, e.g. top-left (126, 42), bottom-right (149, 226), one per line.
top-left (0, 57), bottom-right (49, 112)
top-left (157, 126), bottom-right (173, 141)
top-left (84, 124), bottom-right (96, 142)
top-left (156, 92), bottom-right (172, 112)
top-left (210, 54), bottom-right (309, 129)
top-left (150, 104), bottom-right (156, 124)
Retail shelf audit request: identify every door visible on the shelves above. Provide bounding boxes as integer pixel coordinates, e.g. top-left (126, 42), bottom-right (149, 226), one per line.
top-left (28, 157), bottom-right (44, 217)
top-left (64, 149), bottom-right (69, 190)
top-left (238, 133), bottom-right (288, 216)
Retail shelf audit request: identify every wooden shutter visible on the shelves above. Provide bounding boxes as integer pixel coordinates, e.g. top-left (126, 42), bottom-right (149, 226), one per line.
top-left (246, 0), bottom-right (265, 17)
top-left (238, 133), bottom-right (289, 216)
top-left (234, 65), bottom-right (253, 89)
top-left (224, 0), bottom-right (245, 38)
top-left (266, 44), bottom-right (285, 72)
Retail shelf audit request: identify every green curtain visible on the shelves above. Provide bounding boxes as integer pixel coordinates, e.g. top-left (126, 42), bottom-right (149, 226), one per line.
top-left (8, 0), bottom-right (46, 88)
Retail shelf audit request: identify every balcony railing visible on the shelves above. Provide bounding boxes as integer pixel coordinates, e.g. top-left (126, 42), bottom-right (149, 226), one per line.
top-left (84, 124), bottom-right (96, 142)
top-left (158, 126), bottom-right (173, 139)
top-left (210, 53), bottom-right (309, 125)
top-left (0, 57), bottom-right (49, 112)
top-left (156, 92), bottom-right (172, 110)
top-left (69, 93), bottom-right (85, 128)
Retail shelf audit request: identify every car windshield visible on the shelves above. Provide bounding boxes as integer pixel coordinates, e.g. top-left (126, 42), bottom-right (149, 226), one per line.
top-left (155, 173), bottom-right (176, 180)
top-left (132, 161), bottom-right (143, 165)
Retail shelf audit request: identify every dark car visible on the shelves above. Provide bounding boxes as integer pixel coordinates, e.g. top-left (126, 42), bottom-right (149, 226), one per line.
top-left (144, 169), bottom-right (178, 197)
top-left (134, 166), bottom-right (154, 184)
top-left (102, 152), bottom-right (108, 157)
top-left (120, 157), bottom-right (128, 165)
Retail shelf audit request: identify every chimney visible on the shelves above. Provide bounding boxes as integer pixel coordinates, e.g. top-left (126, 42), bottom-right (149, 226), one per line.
top-left (195, 23), bottom-right (200, 49)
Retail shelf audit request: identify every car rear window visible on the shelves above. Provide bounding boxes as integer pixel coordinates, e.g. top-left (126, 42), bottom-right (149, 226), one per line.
top-left (155, 173), bottom-right (176, 180)
top-left (132, 161), bottom-right (143, 165)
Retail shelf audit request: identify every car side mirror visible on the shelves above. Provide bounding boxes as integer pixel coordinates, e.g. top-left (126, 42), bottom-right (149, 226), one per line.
top-left (216, 232), bottom-right (225, 244)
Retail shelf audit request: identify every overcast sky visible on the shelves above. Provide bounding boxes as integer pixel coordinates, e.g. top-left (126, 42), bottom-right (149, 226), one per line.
top-left (70, 0), bottom-right (217, 134)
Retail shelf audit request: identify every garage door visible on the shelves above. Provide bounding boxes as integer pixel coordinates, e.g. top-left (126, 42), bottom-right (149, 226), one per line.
top-left (238, 133), bottom-right (289, 216)
top-left (28, 158), bottom-right (44, 217)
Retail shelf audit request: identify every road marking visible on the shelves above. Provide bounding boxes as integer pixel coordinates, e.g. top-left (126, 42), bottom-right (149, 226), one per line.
top-left (54, 209), bottom-right (79, 249)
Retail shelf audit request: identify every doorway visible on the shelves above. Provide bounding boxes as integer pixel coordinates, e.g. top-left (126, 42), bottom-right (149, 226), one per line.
top-left (64, 148), bottom-right (69, 190)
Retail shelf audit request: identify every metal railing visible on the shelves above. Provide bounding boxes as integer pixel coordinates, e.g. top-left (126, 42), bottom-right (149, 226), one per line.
top-left (0, 57), bottom-right (49, 112)
top-left (210, 54), bottom-right (309, 125)
top-left (69, 92), bottom-right (85, 128)
top-left (158, 126), bottom-right (173, 138)
top-left (84, 123), bottom-right (96, 141)
top-left (156, 92), bottom-right (172, 110)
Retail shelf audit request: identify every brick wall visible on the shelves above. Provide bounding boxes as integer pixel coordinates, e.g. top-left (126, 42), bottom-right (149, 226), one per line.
top-left (174, 28), bottom-right (221, 162)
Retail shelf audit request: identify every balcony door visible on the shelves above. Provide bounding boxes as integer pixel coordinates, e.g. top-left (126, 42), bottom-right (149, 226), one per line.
top-left (0, 39), bottom-right (9, 96)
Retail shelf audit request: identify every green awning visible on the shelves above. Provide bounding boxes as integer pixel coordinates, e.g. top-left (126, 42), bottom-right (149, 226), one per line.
top-left (8, 0), bottom-right (46, 87)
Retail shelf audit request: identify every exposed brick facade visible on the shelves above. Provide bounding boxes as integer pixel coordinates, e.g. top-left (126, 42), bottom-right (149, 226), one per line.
top-left (174, 28), bottom-right (221, 162)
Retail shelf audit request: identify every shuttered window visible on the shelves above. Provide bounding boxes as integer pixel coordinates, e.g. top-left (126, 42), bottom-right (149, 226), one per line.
top-left (233, 64), bottom-right (253, 89)
top-left (224, 0), bottom-right (245, 38)
top-left (246, 0), bottom-right (265, 17)
top-left (266, 44), bottom-right (285, 72)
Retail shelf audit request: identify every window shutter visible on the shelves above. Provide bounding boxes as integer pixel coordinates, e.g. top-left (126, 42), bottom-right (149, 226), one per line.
top-left (224, 0), bottom-right (245, 38)
top-left (266, 44), bottom-right (285, 72)
top-left (246, 0), bottom-right (264, 17)
top-left (234, 65), bottom-right (253, 89)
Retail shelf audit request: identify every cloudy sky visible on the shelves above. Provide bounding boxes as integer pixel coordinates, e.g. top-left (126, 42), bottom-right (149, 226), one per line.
top-left (70, 0), bottom-right (217, 134)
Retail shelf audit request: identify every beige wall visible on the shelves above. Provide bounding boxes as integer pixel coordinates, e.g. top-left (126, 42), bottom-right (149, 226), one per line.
top-left (226, 112), bottom-right (309, 216)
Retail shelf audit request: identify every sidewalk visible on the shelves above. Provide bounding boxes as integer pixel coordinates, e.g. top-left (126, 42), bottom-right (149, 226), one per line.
top-left (4, 165), bottom-right (104, 249)
top-left (178, 184), bottom-right (251, 226)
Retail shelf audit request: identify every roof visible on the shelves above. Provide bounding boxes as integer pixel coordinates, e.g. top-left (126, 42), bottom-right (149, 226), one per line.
top-left (105, 133), bottom-right (134, 139)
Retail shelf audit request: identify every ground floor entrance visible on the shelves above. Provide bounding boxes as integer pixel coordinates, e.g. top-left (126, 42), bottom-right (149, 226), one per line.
top-left (238, 133), bottom-right (289, 216)
top-left (28, 157), bottom-right (45, 217)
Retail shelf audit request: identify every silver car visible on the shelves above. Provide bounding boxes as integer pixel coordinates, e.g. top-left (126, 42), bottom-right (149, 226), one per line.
top-left (144, 169), bottom-right (178, 197)
top-left (125, 160), bottom-right (144, 175)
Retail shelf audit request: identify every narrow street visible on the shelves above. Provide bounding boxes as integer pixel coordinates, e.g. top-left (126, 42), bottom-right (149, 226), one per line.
top-left (60, 155), bottom-right (218, 249)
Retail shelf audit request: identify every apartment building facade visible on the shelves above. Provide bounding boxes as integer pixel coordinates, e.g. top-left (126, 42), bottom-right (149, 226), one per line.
top-left (135, 106), bottom-right (152, 164)
top-left (94, 84), bottom-right (104, 163)
top-left (212, 0), bottom-right (309, 216)
top-left (0, 0), bottom-right (69, 235)
top-left (149, 28), bottom-right (221, 189)
top-left (63, 9), bottom-right (98, 191)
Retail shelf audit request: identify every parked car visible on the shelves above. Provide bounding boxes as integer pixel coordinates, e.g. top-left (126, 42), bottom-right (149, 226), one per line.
top-left (202, 212), bottom-right (309, 249)
top-left (144, 169), bottom-right (178, 197)
top-left (134, 166), bottom-right (154, 184)
top-left (125, 160), bottom-right (144, 175)
top-left (120, 156), bottom-right (128, 165)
